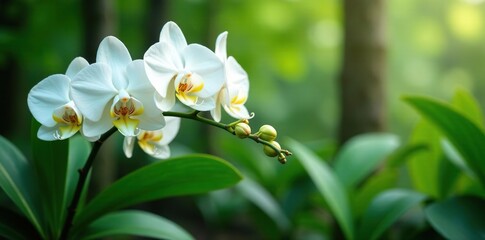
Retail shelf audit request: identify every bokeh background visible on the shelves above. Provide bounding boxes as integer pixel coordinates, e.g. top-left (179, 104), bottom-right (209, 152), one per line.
top-left (2, 0), bottom-right (485, 239)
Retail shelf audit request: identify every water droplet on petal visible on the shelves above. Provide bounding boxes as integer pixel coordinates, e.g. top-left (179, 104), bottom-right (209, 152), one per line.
top-left (53, 130), bottom-right (62, 140)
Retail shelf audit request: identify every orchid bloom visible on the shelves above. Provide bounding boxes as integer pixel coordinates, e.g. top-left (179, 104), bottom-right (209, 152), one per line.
top-left (211, 32), bottom-right (251, 122)
top-left (123, 116), bottom-right (181, 159)
top-left (71, 36), bottom-right (165, 137)
top-left (28, 57), bottom-right (90, 141)
top-left (144, 21), bottom-right (225, 112)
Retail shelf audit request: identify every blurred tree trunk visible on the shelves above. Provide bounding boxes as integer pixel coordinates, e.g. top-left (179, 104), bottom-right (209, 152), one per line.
top-left (145, 0), bottom-right (170, 45)
top-left (338, 0), bottom-right (387, 144)
top-left (82, 0), bottom-right (117, 194)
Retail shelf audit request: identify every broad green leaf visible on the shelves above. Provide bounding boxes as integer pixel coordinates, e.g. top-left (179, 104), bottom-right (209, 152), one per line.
top-left (352, 169), bottom-right (398, 217)
top-left (451, 88), bottom-right (483, 128)
top-left (436, 150), bottom-right (461, 198)
top-left (73, 154), bottom-right (242, 233)
top-left (333, 133), bottom-right (400, 189)
top-left (236, 178), bottom-right (290, 231)
top-left (65, 135), bottom-right (91, 207)
top-left (79, 210), bottom-right (193, 240)
top-left (0, 135), bottom-right (44, 237)
top-left (387, 143), bottom-right (428, 168)
top-left (31, 120), bottom-right (69, 239)
top-left (407, 120), bottom-right (442, 198)
top-left (287, 139), bottom-right (354, 240)
top-left (0, 206), bottom-right (40, 240)
top-left (426, 196), bottom-right (485, 239)
top-left (404, 96), bottom-right (485, 186)
top-left (441, 139), bottom-right (474, 178)
top-left (357, 189), bottom-right (426, 240)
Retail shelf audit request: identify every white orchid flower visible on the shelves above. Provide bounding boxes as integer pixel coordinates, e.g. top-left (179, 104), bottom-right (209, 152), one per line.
top-left (71, 36), bottom-right (165, 137)
top-left (28, 57), bottom-right (91, 141)
top-left (210, 31), bottom-right (251, 122)
top-left (123, 116), bottom-right (181, 159)
top-left (144, 21), bottom-right (225, 112)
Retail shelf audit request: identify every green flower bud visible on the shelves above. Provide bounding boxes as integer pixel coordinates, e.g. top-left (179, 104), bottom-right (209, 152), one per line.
top-left (259, 125), bottom-right (277, 141)
top-left (263, 141), bottom-right (281, 157)
top-left (234, 122), bottom-right (251, 139)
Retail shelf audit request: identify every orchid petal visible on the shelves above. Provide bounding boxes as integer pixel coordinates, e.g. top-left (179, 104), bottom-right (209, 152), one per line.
top-left (136, 111), bottom-right (165, 132)
top-left (144, 42), bottom-right (182, 97)
top-left (226, 56), bottom-right (249, 93)
top-left (66, 57), bottom-right (89, 79)
top-left (139, 141), bottom-right (171, 159)
top-left (28, 74), bottom-right (71, 127)
top-left (123, 136), bottom-right (136, 158)
top-left (154, 80), bottom-right (176, 111)
top-left (183, 44), bottom-right (225, 98)
top-left (191, 96), bottom-right (216, 111)
top-left (79, 127), bottom-right (100, 142)
top-left (159, 21), bottom-right (188, 53)
top-left (37, 125), bottom-right (60, 141)
top-left (210, 92), bottom-right (223, 122)
top-left (215, 31), bottom-right (228, 62)
top-left (113, 117), bottom-right (140, 137)
top-left (158, 116), bottom-right (181, 145)
top-left (125, 60), bottom-right (161, 117)
top-left (81, 105), bottom-right (113, 138)
top-left (224, 104), bottom-right (251, 120)
top-left (71, 63), bottom-right (117, 121)
top-left (96, 36), bottom-right (132, 90)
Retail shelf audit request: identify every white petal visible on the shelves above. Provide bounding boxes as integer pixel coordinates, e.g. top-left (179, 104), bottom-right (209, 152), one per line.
top-left (215, 31), bottom-right (228, 62)
top-left (37, 125), bottom-right (59, 141)
top-left (154, 81), bottom-right (176, 111)
top-left (210, 92), bottom-right (223, 122)
top-left (159, 116), bottom-right (181, 145)
top-left (28, 74), bottom-right (71, 127)
top-left (226, 56), bottom-right (249, 93)
top-left (81, 106), bottom-right (114, 137)
top-left (125, 60), bottom-right (161, 117)
top-left (144, 42), bottom-right (181, 98)
top-left (224, 104), bottom-right (251, 119)
top-left (137, 111), bottom-right (166, 131)
top-left (123, 136), bottom-right (136, 158)
top-left (71, 63), bottom-right (117, 121)
top-left (65, 57), bottom-right (89, 79)
top-left (96, 36), bottom-right (132, 90)
top-left (80, 128), bottom-right (100, 142)
top-left (147, 144), bottom-right (171, 159)
top-left (183, 44), bottom-right (225, 98)
top-left (159, 21), bottom-right (188, 54)
top-left (191, 96), bottom-right (215, 111)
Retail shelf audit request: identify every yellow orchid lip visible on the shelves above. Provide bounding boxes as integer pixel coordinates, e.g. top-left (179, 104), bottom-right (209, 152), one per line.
top-left (175, 72), bottom-right (204, 106)
top-left (137, 130), bottom-right (165, 155)
top-left (52, 102), bottom-right (83, 140)
top-left (110, 92), bottom-right (145, 136)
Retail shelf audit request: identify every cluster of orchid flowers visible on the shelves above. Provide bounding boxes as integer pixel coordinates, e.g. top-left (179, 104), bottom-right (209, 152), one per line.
top-left (27, 21), bottom-right (251, 160)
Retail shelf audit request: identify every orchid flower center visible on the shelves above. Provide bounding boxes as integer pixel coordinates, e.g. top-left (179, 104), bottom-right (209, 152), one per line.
top-left (175, 72), bottom-right (204, 106)
top-left (110, 90), bottom-right (144, 136)
top-left (137, 130), bottom-right (165, 155)
top-left (52, 102), bottom-right (82, 140)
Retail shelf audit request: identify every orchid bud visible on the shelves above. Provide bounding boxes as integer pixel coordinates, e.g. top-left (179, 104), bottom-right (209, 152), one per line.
top-left (263, 141), bottom-right (281, 157)
top-left (259, 125), bottom-right (277, 141)
top-left (234, 122), bottom-right (251, 139)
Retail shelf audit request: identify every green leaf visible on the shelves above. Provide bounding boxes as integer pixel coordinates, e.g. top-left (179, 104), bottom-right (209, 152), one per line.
top-left (357, 189), bottom-right (426, 240)
top-left (387, 143), bottom-right (428, 168)
top-left (404, 96), bottom-right (485, 187)
top-left (31, 120), bottom-right (69, 238)
top-left (73, 154), bottom-right (242, 233)
top-left (79, 210), bottom-right (193, 240)
top-left (451, 88), bottom-right (483, 128)
top-left (65, 135), bottom-right (91, 207)
top-left (333, 133), bottom-right (400, 189)
top-left (426, 196), bottom-right (485, 239)
top-left (352, 170), bottom-right (398, 218)
top-left (0, 206), bottom-right (40, 240)
top-left (406, 120), bottom-right (442, 198)
top-left (287, 138), bottom-right (354, 240)
top-left (0, 135), bottom-right (44, 237)
top-left (236, 178), bottom-right (290, 231)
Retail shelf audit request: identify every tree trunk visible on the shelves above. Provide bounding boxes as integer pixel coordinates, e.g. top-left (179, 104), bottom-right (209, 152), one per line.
top-left (338, 0), bottom-right (387, 144)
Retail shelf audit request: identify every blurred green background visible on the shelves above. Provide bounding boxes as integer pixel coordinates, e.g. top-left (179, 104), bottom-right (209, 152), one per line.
top-left (2, 0), bottom-right (485, 239)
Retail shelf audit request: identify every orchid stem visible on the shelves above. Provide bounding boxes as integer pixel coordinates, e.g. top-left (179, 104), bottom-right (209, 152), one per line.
top-left (59, 127), bottom-right (118, 240)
